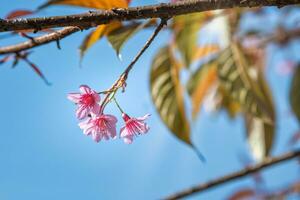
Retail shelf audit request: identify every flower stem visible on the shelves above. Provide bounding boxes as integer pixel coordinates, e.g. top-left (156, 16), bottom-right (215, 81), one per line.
top-left (113, 97), bottom-right (124, 114)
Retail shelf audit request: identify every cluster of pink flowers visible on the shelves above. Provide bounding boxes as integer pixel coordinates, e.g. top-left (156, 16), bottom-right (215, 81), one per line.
top-left (67, 85), bottom-right (150, 144)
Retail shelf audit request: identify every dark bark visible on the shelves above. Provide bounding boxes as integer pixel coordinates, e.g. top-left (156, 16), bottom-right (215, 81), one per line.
top-left (163, 149), bottom-right (300, 200)
top-left (0, 27), bottom-right (79, 54)
top-left (0, 0), bottom-right (299, 32)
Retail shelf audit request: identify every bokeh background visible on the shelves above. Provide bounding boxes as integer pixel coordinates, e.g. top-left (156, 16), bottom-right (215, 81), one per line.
top-left (1, 1), bottom-right (300, 199)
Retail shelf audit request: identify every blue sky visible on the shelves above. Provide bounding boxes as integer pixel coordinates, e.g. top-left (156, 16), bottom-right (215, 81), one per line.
top-left (0, 1), bottom-right (300, 200)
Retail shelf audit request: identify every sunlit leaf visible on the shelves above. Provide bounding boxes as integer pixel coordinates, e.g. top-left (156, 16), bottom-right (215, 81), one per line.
top-left (38, 0), bottom-right (129, 10)
top-left (107, 21), bottom-right (152, 57)
top-left (245, 69), bottom-right (275, 161)
top-left (217, 42), bottom-right (273, 123)
top-left (150, 46), bottom-right (191, 144)
top-left (79, 22), bottom-right (121, 59)
top-left (187, 60), bottom-right (218, 119)
top-left (5, 10), bottom-right (34, 19)
top-left (290, 65), bottom-right (300, 123)
top-left (172, 13), bottom-right (208, 68)
top-left (193, 44), bottom-right (220, 61)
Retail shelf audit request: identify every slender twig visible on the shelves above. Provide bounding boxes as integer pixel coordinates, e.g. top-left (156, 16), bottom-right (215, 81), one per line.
top-left (121, 18), bottom-right (168, 79)
top-left (0, 0), bottom-right (299, 32)
top-left (259, 27), bottom-right (300, 47)
top-left (0, 27), bottom-right (79, 55)
top-left (99, 18), bottom-right (168, 112)
top-left (163, 149), bottom-right (300, 200)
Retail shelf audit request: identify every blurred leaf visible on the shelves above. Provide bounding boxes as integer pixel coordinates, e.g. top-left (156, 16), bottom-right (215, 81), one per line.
top-left (227, 188), bottom-right (256, 200)
top-left (218, 85), bottom-right (241, 118)
top-left (23, 58), bottom-right (51, 85)
top-left (0, 55), bottom-right (12, 65)
top-left (38, 0), bottom-right (129, 10)
top-left (5, 10), bottom-right (34, 19)
top-left (107, 21), bottom-right (152, 57)
top-left (150, 46), bottom-right (191, 144)
top-left (172, 13), bottom-right (208, 68)
top-left (245, 69), bottom-right (275, 161)
top-left (290, 65), bottom-right (300, 123)
top-left (14, 52), bottom-right (51, 85)
top-left (217, 42), bottom-right (273, 123)
top-left (79, 22), bottom-right (121, 59)
top-left (292, 182), bottom-right (300, 194)
top-left (187, 60), bottom-right (218, 119)
top-left (193, 44), bottom-right (220, 61)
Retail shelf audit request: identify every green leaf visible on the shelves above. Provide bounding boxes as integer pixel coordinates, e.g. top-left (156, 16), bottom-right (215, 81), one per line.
top-left (187, 60), bottom-right (218, 119)
top-left (245, 71), bottom-right (276, 161)
top-left (290, 65), bottom-right (300, 124)
top-left (218, 85), bottom-right (241, 118)
top-left (107, 21), bottom-right (150, 58)
top-left (150, 46), bottom-right (191, 145)
top-left (79, 22), bottom-right (121, 60)
top-left (173, 13), bottom-right (205, 68)
top-left (217, 43), bottom-right (273, 123)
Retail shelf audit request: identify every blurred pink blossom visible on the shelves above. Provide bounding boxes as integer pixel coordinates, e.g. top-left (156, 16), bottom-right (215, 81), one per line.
top-left (276, 60), bottom-right (296, 76)
top-left (67, 85), bottom-right (100, 119)
top-left (120, 113), bottom-right (150, 144)
top-left (79, 114), bottom-right (118, 142)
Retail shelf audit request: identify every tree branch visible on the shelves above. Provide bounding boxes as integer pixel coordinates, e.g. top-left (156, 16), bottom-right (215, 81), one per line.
top-left (0, 0), bottom-right (299, 32)
top-left (163, 149), bottom-right (300, 200)
top-left (0, 27), bottom-right (79, 54)
top-left (99, 18), bottom-right (167, 112)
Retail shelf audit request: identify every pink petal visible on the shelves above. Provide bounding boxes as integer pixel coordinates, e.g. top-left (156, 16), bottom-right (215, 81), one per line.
top-left (107, 124), bottom-right (117, 139)
top-left (91, 103), bottom-right (101, 114)
top-left (67, 93), bottom-right (81, 103)
top-left (123, 136), bottom-right (133, 144)
top-left (78, 118), bottom-right (90, 129)
top-left (76, 105), bottom-right (88, 119)
top-left (120, 126), bottom-right (128, 138)
top-left (136, 114), bottom-right (151, 121)
top-left (105, 114), bottom-right (118, 123)
top-left (79, 85), bottom-right (92, 94)
top-left (134, 120), bottom-right (149, 134)
top-left (93, 93), bottom-right (100, 103)
top-left (92, 132), bottom-right (101, 143)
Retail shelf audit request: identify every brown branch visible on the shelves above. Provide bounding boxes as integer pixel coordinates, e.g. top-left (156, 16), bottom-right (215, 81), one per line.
top-left (261, 27), bottom-right (300, 46)
top-left (0, 27), bottom-right (79, 54)
top-left (163, 149), bottom-right (300, 200)
top-left (0, 0), bottom-right (299, 32)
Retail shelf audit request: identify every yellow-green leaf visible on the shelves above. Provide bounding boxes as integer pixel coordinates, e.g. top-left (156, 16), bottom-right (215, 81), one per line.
top-left (150, 46), bottom-right (191, 144)
top-left (245, 71), bottom-right (276, 161)
top-left (172, 13), bottom-right (207, 68)
top-left (193, 44), bottom-right (220, 61)
top-left (218, 85), bottom-right (241, 118)
top-left (187, 61), bottom-right (218, 119)
top-left (290, 65), bottom-right (300, 123)
top-left (38, 0), bottom-right (129, 10)
top-left (217, 43), bottom-right (273, 123)
top-left (79, 22), bottom-right (121, 59)
top-left (107, 21), bottom-right (150, 57)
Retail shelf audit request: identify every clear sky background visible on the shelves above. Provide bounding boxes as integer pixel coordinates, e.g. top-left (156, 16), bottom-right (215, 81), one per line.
top-left (1, 1), bottom-right (300, 200)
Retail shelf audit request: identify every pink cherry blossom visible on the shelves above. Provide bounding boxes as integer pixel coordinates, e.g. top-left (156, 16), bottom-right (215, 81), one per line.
top-left (67, 85), bottom-right (100, 119)
top-left (79, 114), bottom-right (117, 142)
top-left (120, 113), bottom-right (150, 144)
